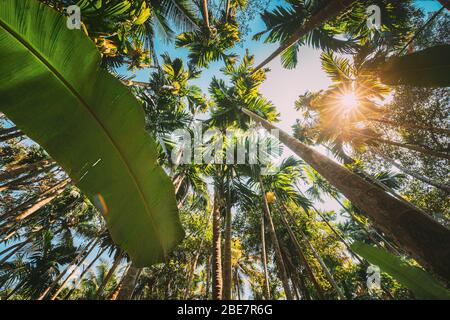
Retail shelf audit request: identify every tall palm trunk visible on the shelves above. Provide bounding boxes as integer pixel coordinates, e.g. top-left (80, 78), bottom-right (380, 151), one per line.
top-left (1, 179), bottom-right (69, 221)
top-left (253, 0), bottom-right (358, 71)
top-left (296, 226), bottom-right (346, 299)
top-left (50, 241), bottom-right (100, 300)
top-left (373, 137), bottom-right (450, 160)
top-left (234, 268), bottom-right (241, 300)
top-left (0, 130), bottom-right (23, 143)
top-left (115, 262), bottom-right (142, 300)
top-left (0, 126), bottom-right (18, 136)
top-left (354, 131), bottom-right (450, 160)
top-left (373, 149), bottom-right (450, 193)
top-left (243, 107), bottom-right (450, 283)
top-left (204, 255), bottom-right (212, 299)
top-left (260, 214), bottom-right (271, 299)
top-left (202, 0), bottom-right (210, 29)
top-left (259, 176), bottom-right (293, 299)
top-left (212, 187), bottom-right (223, 300)
top-left (278, 207), bottom-right (325, 299)
top-left (63, 247), bottom-right (107, 300)
top-left (282, 204), bottom-right (345, 299)
top-left (184, 210), bottom-right (213, 299)
top-left (0, 159), bottom-right (54, 182)
top-left (332, 195), bottom-right (401, 255)
top-left (95, 251), bottom-right (123, 299)
top-left (367, 118), bottom-right (450, 136)
top-left (222, 179), bottom-right (232, 300)
top-left (0, 237), bottom-right (31, 265)
top-left (38, 239), bottom-right (96, 300)
top-left (0, 163), bottom-right (58, 192)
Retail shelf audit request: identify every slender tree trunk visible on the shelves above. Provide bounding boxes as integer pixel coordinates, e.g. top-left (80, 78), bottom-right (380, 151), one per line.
top-left (0, 163), bottom-right (58, 192)
top-left (368, 118), bottom-right (450, 136)
top-left (183, 210), bottom-right (213, 299)
top-left (115, 262), bottom-right (142, 300)
top-left (374, 149), bottom-right (450, 193)
top-left (354, 131), bottom-right (450, 160)
top-left (332, 196), bottom-right (401, 255)
top-left (290, 216), bottom-right (346, 300)
top-left (253, 0), bottom-right (358, 71)
top-left (212, 187), bottom-right (223, 300)
top-left (1, 179), bottom-right (69, 222)
top-left (222, 180), bottom-right (232, 300)
top-left (95, 251), bottom-right (123, 299)
top-left (278, 207), bottom-right (325, 300)
top-left (234, 268), bottom-right (241, 300)
top-left (374, 137), bottom-right (450, 160)
top-left (202, 0), bottom-right (210, 29)
top-left (38, 239), bottom-right (96, 300)
top-left (260, 214), bottom-right (271, 299)
top-left (5, 280), bottom-right (26, 300)
top-left (259, 176), bottom-right (293, 300)
top-left (204, 255), bottom-right (212, 299)
top-left (225, 0), bottom-right (232, 21)
top-left (109, 265), bottom-right (128, 301)
top-left (0, 126), bottom-right (18, 136)
top-left (243, 107), bottom-right (450, 283)
top-left (0, 130), bottom-right (23, 143)
top-left (50, 241), bottom-right (100, 300)
top-left (63, 247), bottom-right (107, 300)
top-left (0, 159), bottom-right (54, 182)
top-left (0, 238), bottom-right (30, 265)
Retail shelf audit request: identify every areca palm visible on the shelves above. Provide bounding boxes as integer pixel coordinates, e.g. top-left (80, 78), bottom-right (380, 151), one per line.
top-left (175, 0), bottom-right (246, 67)
top-left (254, 0), bottom-right (357, 69)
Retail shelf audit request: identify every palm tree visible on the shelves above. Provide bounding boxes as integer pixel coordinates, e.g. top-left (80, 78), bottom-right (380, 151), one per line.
top-left (253, 0), bottom-right (358, 71)
top-left (176, 0), bottom-right (245, 67)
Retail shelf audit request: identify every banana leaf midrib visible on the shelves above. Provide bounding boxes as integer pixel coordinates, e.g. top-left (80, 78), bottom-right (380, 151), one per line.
top-left (0, 16), bottom-right (167, 257)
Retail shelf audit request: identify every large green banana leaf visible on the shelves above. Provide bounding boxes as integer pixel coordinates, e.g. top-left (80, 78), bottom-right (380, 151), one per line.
top-left (0, 0), bottom-right (184, 266)
top-left (380, 45), bottom-right (450, 87)
top-left (351, 241), bottom-right (450, 300)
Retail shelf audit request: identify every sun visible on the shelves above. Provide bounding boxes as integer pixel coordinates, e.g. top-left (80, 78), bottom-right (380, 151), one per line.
top-left (339, 92), bottom-right (359, 111)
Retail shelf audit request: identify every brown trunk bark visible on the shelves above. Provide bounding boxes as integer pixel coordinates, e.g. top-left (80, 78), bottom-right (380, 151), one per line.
top-left (278, 207), bottom-right (325, 300)
top-left (202, 0), bottom-right (210, 29)
top-left (95, 251), bottom-right (123, 299)
top-left (0, 130), bottom-right (23, 143)
top-left (259, 176), bottom-right (293, 300)
top-left (1, 179), bottom-right (69, 221)
top-left (115, 263), bottom-right (142, 300)
top-left (260, 214), bottom-right (271, 299)
top-left (253, 0), bottom-right (358, 71)
top-left (63, 247), bottom-right (107, 300)
top-left (0, 163), bottom-right (58, 192)
top-left (204, 255), bottom-right (212, 299)
top-left (183, 210), bottom-right (213, 299)
top-left (243, 107), bottom-right (450, 283)
top-left (0, 237), bottom-right (30, 265)
top-left (284, 206), bottom-right (346, 299)
top-left (0, 159), bottom-right (54, 182)
top-left (222, 182), bottom-right (232, 300)
top-left (50, 240), bottom-right (100, 300)
top-left (374, 149), bottom-right (450, 193)
top-left (368, 118), bottom-right (450, 136)
top-left (212, 187), bottom-right (223, 300)
top-left (38, 239), bottom-right (96, 300)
